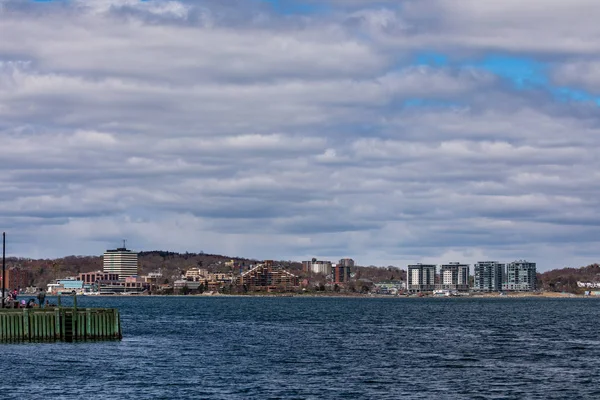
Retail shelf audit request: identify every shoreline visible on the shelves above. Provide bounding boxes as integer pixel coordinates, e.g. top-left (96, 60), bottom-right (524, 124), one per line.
top-left (31, 292), bottom-right (592, 299)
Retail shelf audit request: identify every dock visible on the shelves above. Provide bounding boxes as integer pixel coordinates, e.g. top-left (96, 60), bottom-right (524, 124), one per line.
top-left (0, 297), bottom-right (122, 342)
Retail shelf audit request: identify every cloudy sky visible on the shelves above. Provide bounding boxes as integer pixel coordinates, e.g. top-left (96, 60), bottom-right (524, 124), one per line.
top-left (1, 0), bottom-right (599, 270)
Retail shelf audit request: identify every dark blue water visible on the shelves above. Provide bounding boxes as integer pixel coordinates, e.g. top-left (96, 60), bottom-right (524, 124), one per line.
top-left (1, 297), bottom-right (599, 399)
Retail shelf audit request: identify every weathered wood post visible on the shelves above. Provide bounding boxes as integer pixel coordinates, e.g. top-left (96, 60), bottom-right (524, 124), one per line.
top-left (54, 308), bottom-right (60, 341)
top-left (23, 309), bottom-right (29, 340)
top-left (86, 308), bottom-right (91, 340)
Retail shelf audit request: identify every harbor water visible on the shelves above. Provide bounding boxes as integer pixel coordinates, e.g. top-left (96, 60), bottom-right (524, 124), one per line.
top-left (1, 296), bottom-right (599, 399)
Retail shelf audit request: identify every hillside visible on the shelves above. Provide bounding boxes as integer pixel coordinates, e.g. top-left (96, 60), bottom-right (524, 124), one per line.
top-left (537, 264), bottom-right (600, 293)
top-left (5, 251), bottom-right (405, 288)
top-left (5, 251), bottom-right (597, 293)
top-left (5, 251), bottom-right (259, 287)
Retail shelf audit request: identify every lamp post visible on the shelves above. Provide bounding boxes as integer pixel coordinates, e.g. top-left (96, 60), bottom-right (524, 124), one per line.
top-left (2, 232), bottom-right (5, 308)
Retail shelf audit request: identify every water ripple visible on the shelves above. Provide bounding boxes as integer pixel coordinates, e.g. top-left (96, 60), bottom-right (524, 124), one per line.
top-left (1, 297), bottom-right (599, 399)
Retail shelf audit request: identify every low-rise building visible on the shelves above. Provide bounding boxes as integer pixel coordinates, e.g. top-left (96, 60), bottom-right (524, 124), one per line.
top-left (142, 271), bottom-right (163, 285)
top-left (578, 282), bottom-right (600, 288)
top-left (47, 279), bottom-right (85, 295)
top-left (96, 279), bottom-right (147, 294)
top-left (185, 268), bottom-right (208, 281)
top-left (78, 271), bottom-right (119, 284)
top-left (174, 280), bottom-right (201, 291)
top-left (374, 281), bottom-right (405, 295)
top-left (208, 273), bottom-right (231, 282)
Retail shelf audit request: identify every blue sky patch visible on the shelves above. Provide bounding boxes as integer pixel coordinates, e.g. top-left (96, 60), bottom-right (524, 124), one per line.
top-left (258, 0), bottom-right (329, 15)
top-left (552, 87), bottom-right (600, 105)
top-left (470, 55), bottom-right (548, 88)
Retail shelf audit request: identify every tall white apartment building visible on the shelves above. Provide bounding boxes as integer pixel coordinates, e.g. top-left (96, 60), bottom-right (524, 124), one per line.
top-left (103, 247), bottom-right (139, 280)
top-left (407, 264), bottom-right (436, 292)
top-left (302, 259), bottom-right (333, 275)
top-left (310, 261), bottom-right (332, 275)
top-left (437, 263), bottom-right (470, 291)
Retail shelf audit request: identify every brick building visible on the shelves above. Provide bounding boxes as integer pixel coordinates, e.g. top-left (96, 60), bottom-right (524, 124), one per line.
top-left (237, 260), bottom-right (299, 291)
top-left (1, 267), bottom-right (34, 291)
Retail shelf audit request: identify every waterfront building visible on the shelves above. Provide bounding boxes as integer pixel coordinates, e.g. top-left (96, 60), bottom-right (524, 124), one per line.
top-left (332, 263), bottom-right (351, 283)
top-left (78, 270), bottom-right (119, 284)
top-left (407, 264), bottom-right (436, 292)
top-left (46, 279), bottom-right (85, 295)
top-left (504, 260), bottom-right (537, 291)
top-left (174, 280), bottom-right (201, 291)
top-left (374, 281), bottom-right (405, 295)
top-left (473, 261), bottom-right (504, 291)
top-left (236, 260), bottom-right (299, 291)
top-left (103, 247), bottom-right (139, 279)
top-left (437, 263), bottom-right (470, 292)
top-left (96, 280), bottom-right (146, 294)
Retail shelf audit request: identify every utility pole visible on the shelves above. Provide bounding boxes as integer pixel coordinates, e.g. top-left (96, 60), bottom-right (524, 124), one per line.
top-left (2, 232), bottom-right (5, 308)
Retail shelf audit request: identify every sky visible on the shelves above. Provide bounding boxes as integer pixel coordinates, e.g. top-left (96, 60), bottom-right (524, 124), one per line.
top-left (1, 0), bottom-right (600, 270)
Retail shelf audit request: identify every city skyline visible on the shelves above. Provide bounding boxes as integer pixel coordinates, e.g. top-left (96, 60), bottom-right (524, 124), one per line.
top-left (2, 0), bottom-right (600, 272)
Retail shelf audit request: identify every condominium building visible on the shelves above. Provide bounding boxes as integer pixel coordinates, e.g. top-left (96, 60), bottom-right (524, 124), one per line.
top-left (332, 263), bottom-right (351, 284)
top-left (236, 260), bottom-right (299, 290)
top-left (338, 258), bottom-right (355, 268)
top-left (504, 260), bottom-right (537, 291)
top-left (103, 247), bottom-right (139, 279)
top-left (473, 261), bottom-right (504, 291)
top-left (185, 268), bottom-right (209, 281)
top-left (0, 267), bottom-right (33, 291)
top-left (407, 264), bottom-right (436, 292)
top-left (437, 262), bottom-right (470, 292)
top-left (302, 259), bottom-right (333, 275)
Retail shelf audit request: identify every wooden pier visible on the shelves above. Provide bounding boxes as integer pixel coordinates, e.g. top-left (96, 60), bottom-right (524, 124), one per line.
top-left (0, 302), bottom-right (122, 343)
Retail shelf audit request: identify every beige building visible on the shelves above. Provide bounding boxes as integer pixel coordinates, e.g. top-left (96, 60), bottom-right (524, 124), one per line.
top-left (185, 268), bottom-right (209, 281)
top-left (103, 247), bottom-right (139, 280)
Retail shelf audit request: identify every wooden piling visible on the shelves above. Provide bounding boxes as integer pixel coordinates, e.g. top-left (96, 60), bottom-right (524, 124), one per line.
top-left (0, 307), bottom-right (122, 342)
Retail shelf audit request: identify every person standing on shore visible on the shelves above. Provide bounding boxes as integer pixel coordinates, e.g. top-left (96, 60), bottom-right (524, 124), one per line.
top-left (37, 289), bottom-right (46, 308)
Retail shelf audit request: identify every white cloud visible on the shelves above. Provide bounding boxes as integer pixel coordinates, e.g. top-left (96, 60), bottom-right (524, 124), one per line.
top-left (553, 61), bottom-right (600, 91)
top-left (0, 0), bottom-right (599, 271)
